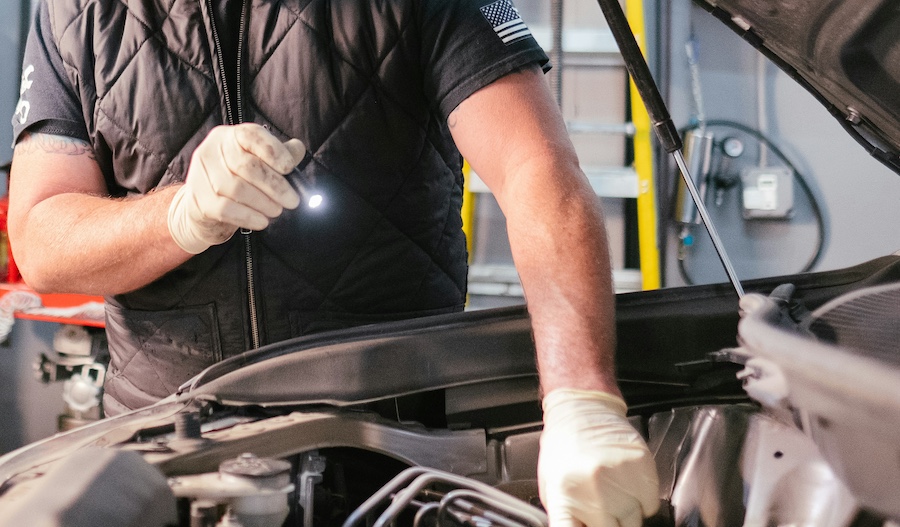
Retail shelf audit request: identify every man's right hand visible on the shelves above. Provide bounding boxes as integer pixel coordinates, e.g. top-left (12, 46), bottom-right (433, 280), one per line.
top-left (167, 123), bottom-right (307, 254)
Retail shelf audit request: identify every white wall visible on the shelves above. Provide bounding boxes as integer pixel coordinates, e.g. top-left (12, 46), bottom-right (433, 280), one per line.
top-left (661, 1), bottom-right (900, 286)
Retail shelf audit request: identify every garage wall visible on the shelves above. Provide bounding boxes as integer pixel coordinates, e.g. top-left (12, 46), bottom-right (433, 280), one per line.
top-left (660, 0), bottom-right (900, 287)
top-left (503, 0), bottom-right (900, 290)
top-left (475, 0), bottom-right (900, 299)
top-left (0, 0), bottom-right (24, 176)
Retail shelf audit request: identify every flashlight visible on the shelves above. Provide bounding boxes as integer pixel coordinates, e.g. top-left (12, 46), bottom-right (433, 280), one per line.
top-left (289, 166), bottom-right (323, 209)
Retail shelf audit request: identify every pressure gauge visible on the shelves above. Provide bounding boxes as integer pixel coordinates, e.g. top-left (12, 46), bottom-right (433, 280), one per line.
top-left (722, 137), bottom-right (745, 158)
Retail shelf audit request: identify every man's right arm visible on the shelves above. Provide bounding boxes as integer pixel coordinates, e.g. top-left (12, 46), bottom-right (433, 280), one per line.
top-left (9, 124), bottom-right (307, 296)
top-left (8, 132), bottom-right (190, 295)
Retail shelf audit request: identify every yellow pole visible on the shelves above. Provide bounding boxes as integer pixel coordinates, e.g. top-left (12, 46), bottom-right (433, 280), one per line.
top-left (461, 161), bottom-right (476, 307)
top-left (461, 160), bottom-right (475, 262)
top-left (625, 0), bottom-right (661, 290)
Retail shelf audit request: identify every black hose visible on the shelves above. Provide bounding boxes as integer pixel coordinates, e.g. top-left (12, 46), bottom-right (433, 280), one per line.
top-left (675, 120), bottom-right (827, 284)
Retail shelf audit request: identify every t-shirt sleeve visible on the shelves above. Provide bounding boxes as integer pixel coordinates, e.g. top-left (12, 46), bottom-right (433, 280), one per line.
top-left (420, 0), bottom-right (550, 120)
top-left (11, 0), bottom-right (89, 146)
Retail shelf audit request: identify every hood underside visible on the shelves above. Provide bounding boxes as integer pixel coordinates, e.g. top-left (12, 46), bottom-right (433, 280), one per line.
top-left (692, 0), bottom-right (900, 173)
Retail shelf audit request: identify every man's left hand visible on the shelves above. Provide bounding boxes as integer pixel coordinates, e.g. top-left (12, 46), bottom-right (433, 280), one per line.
top-left (538, 389), bottom-right (659, 527)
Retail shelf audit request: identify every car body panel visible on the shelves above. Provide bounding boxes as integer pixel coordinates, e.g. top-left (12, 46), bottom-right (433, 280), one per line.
top-left (692, 0), bottom-right (900, 172)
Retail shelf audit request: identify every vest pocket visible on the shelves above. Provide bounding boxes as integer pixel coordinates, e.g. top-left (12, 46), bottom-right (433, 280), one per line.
top-left (104, 302), bottom-right (223, 400)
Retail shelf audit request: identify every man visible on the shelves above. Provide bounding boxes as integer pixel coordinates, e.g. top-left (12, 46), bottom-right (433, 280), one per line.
top-left (9, 0), bottom-right (658, 525)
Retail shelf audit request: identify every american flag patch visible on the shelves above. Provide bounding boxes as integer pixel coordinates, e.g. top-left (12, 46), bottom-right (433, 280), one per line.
top-left (480, 0), bottom-right (532, 45)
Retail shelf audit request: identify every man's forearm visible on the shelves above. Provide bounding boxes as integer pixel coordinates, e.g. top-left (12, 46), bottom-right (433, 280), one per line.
top-left (10, 186), bottom-right (191, 295)
top-left (448, 66), bottom-right (657, 527)
top-left (10, 125), bottom-right (305, 296)
top-left (503, 161), bottom-right (620, 396)
top-left (447, 66), bottom-right (621, 396)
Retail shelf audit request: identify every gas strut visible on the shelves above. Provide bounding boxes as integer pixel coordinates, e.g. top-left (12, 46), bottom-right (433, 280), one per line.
top-left (594, 0), bottom-right (745, 298)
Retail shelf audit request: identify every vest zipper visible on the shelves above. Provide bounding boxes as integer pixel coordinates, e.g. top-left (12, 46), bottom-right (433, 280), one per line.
top-left (242, 227), bottom-right (260, 350)
top-left (208, 0), bottom-right (261, 350)
top-left (235, 1), bottom-right (261, 350)
top-left (207, 0), bottom-right (234, 126)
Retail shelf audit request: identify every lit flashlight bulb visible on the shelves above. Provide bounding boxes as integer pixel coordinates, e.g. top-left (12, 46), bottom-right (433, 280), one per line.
top-left (288, 167), bottom-right (323, 209)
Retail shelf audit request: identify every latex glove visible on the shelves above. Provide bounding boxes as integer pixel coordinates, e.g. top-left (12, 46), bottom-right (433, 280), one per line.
top-left (167, 123), bottom-right (307, 254)
top-left (539, 389), bottom-right (659, 527)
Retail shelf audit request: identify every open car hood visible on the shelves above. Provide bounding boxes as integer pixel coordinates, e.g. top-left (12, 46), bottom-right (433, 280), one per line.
top-left (692, 0), bottom-right (900, 173)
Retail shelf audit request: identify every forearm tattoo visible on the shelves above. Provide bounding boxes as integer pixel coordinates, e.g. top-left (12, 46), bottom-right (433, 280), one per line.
top-left (15, 132), bottom-right (96, 161)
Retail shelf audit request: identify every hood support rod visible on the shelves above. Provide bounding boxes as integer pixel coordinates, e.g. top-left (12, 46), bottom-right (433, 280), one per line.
top-left (595, 0), bottom-right (745, 298)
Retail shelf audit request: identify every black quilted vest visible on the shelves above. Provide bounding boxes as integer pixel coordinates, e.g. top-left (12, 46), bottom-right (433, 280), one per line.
top-left (47, 0), bottom-right (468, 412)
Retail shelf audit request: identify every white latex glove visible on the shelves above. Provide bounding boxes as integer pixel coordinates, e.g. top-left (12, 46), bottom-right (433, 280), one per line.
top-left (167, 123), bottom-right (307, 254)
top-left (539, 388), bottom-right (659, 527)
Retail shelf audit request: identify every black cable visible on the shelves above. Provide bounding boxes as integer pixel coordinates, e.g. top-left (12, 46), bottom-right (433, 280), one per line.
top-left (674, 120), bottom-right (827, 285)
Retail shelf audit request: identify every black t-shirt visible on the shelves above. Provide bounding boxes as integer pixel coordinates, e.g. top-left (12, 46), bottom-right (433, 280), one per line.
top-left (12, 0), bottom-right (549, 146)
top-left (12, 0), bottom-right (89, 143)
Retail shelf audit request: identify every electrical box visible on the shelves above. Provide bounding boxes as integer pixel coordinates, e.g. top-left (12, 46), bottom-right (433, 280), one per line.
top-left (741, 167), bottom-right (794, 219)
